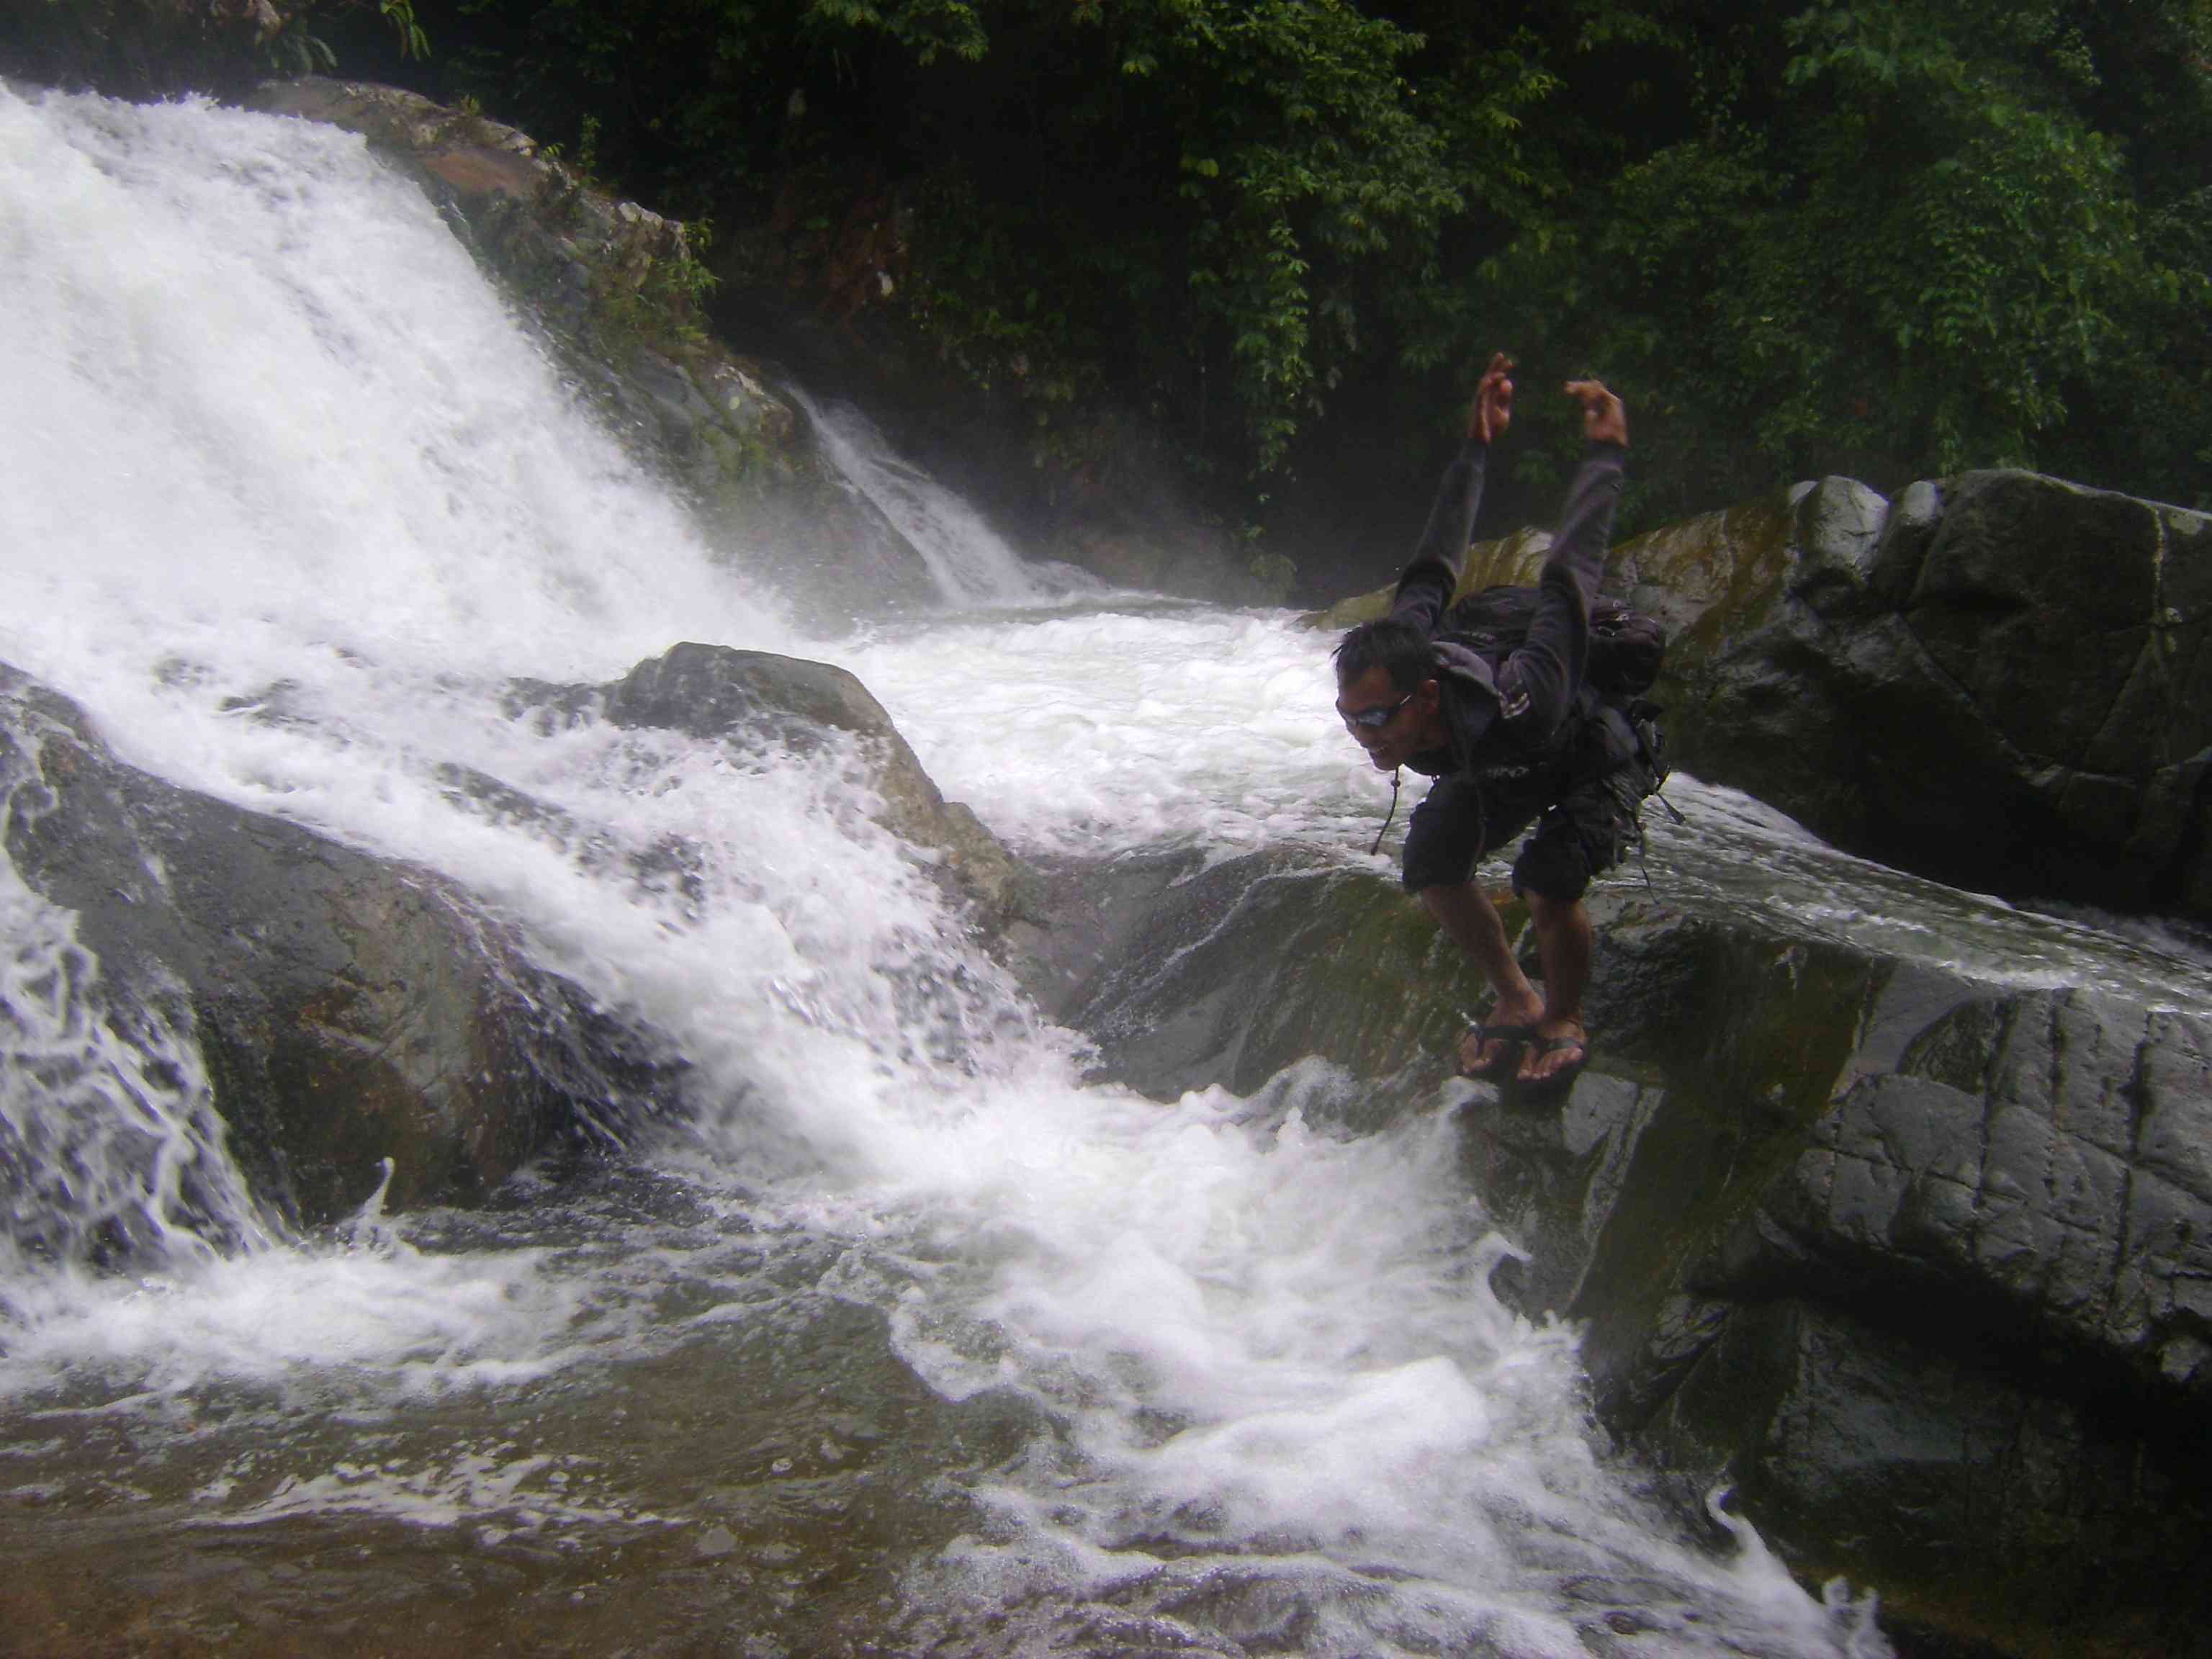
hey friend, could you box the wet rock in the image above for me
[1646,1299,2210,1659]
[0,662,683,1233]
[1652,473,2212,926]
[509,642,1038,940]
[1065,848,1472,1122]
[1056,842,2212,1655]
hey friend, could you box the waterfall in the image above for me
[793,387,1100,608]
[0,84,1909,1657]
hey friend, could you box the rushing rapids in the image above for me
[7,82,2206,1657]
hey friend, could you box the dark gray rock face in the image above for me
[1058,846,2212,1656]
[1621,981,2212,1658]
[1647,472,2212,925]
[1750,992,2211,1395]
[0,663,682,1238]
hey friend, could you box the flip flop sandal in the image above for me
[1515,1033,1591,1097]
[1459,1022,1535,1082]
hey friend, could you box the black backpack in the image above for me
[1442,584,1667,702]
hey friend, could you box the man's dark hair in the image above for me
[1333,616,1434,693]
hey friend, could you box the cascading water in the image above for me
[793,387,1100,609]
[0,824,271,1277]
[14,80,2198,1657]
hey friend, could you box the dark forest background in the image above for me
[14,0,2211,578]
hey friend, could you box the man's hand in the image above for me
[1467,351,1514,446]
[1565,377,1628,447]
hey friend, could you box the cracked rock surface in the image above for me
[1643,471,2212,922]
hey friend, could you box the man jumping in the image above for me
[1333,354,1654,1093]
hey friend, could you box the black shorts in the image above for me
[1401,756,1656,903]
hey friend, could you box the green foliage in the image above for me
[1780,1,2145,460]
[423,0,1519,475]
[801,0,987,65]
[383,0,433,61]
[264,14,341,75]
[1452,0,2212,520]
[579,215,721,358]
[409,0,2210,523]
[893,169,1105,457]
[265,1,431,74]
[1117,0,1465,468]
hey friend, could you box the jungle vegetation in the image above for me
[393,0,2211,531]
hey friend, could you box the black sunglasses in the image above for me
[1340,688,1416,731]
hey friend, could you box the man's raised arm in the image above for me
[1390,352,1514,638]
[1545,379,1629,614]
[1493,380,1630,737]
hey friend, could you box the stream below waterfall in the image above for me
[5,84,2208,1658]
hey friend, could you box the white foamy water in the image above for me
[844,608,1387,860]
[0,1229,583,1399]
[0,84,1905,1655]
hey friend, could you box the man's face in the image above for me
[1336,663,1430,770]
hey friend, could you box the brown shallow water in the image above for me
[0,1176,1038,1659]
[0,1152,1867,1659]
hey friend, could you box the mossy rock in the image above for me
[247,78,935,630]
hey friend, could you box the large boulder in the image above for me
[1058,841,2212,1657]
[0,662,682,1244]
[1312,472,2212,924]
[1645,472,2212,923]
[506,642,1038,940]
[0,641,1034,1254]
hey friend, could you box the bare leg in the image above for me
[1521,891,1592,1082]
[1419,884,1543,1073]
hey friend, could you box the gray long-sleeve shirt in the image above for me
[1388,437,1629,774]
